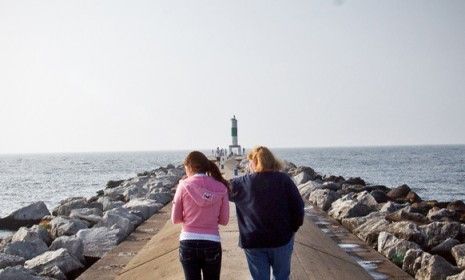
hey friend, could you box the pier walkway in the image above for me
[79,158,413,280]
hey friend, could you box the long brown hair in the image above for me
[184,151,229,188]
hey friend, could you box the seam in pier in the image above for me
[117,247,179,276]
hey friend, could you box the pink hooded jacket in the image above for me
[171,175,229,235]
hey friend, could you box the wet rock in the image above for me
[451,244,465,269]
[76,227,120,258]
[50,216,89,239]
[370,190,390,203]
[106,180,124,189]
[0,252,25,269]
[430,238,460,264]
[0,202,50,230]
[3,240,48,260]
[420,222,462,249]
[49,236,84,262]
[123,199,163,220]
[416,255,460,280]
[406,191,422,203]
[297,180,322,199]
[24,248,83,276]
[0,265,45,280]
[386,221,425,247]
[387,184,411,201]
[402,249,424,276]
[345,177,366,186]
[377,231,421,266]
[308,189,341,211]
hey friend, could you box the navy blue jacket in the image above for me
[229,171,305,249]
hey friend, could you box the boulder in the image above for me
[328,191,377,221]
[0,265,45,280]
[321,182,341,192]
[427,208,455,222]
[97,211,135,242]
[99,197,125,212]
[76,227,120,258]
[451,244,465,269]
[431,238,460,264]
[297,180,322,199]
[3,240,48,260]
[386,206,429,224]
[123,185,149,202]
[0,202,50,230]
[12,227,45,244]
[123,199,163,220]
[37,264,66,280]
[370,190,390,203]
[52,197,102,217]
[377,231,421,266]
[106,180,124,189]
[342,212,387,232]
[24,248,83,276]
[50,216,89,239]
[380,201,405,213]
[146,191,173,206]
[29,225,52,246]
[69,208,103,225]
[345,177,366,186]
[402,249,425,276]
[406,191,422,203]
[416,255,460,280]
[447,271,465,280]
[322,175,345,183]
[49,236,84,262]
[0,252,25,269]
[448,201,465,213]
[308,189,340,211]
[103,207,143,228]
[420,222,462,249]
[293,171,312,185]
[387,184,411,200]
[386,221,425,248]
[351,214,390,248]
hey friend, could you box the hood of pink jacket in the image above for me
[183,176,227,207]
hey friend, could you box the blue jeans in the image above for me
[179,240,222,280]
[244,237,294,280]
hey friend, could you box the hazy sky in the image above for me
[1,0,464,153]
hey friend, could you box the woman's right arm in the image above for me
[171,181,185,224]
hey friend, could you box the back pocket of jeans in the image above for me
[204,247,221,263]
[179,246,195,262]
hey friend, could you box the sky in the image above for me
[1,0,464,153]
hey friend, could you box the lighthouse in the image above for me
[229,115,242,155]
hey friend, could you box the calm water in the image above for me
[1,145,464,226]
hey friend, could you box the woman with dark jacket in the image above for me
[229,146,305,280]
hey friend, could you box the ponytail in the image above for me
[208,160,229,188]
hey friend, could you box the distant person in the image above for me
[171,151,230,280]
[229,146,304,280]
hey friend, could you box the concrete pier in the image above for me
[79,157,413,279]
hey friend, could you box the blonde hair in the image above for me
[247,146,282,172]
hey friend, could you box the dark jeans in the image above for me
[179,240,222,280]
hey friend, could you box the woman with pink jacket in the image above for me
[171,151,230,280]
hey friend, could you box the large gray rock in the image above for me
[12,227,45,244]
[29,225,52,246]
[146,191,173,205]
[386,206,429,224]
[49,236,84,262]
[451,244,465,269]
[76,227,120,258]
[0,252,25,269]
[420,222,462,249]
[416,255,460,280]
[328,192,376,221]
[97,210,135,242]
[308,189,341,211]
[123,185,149,201]
[402,249,425,276]
[430,238,460,264]
[342,212,387,232]
[52,197,102,217]
[0,265,45,280]
[37,264,66,280]
[386,221,425,248]
[387,184,411,200]
[377,231,421,266]
[25,248,83,276]
[123,199,163,220]
[297,180,322,199]
[293,170,314,185]
[99,197,125,211]
[427,208,455,222]
[351,214,390,248]
[103,207,142,228]
[0,202,50,230]
[50,216,89,239]
[3,239,48,260]
[69,208,103,226]
[380,201,406,213]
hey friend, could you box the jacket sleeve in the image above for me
[218,193,230,225]
[228,178,239,202]
[287,175,305,232]
[171,181,185,224]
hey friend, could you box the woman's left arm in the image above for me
[171,181,185,224]
[218,193,230,225]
